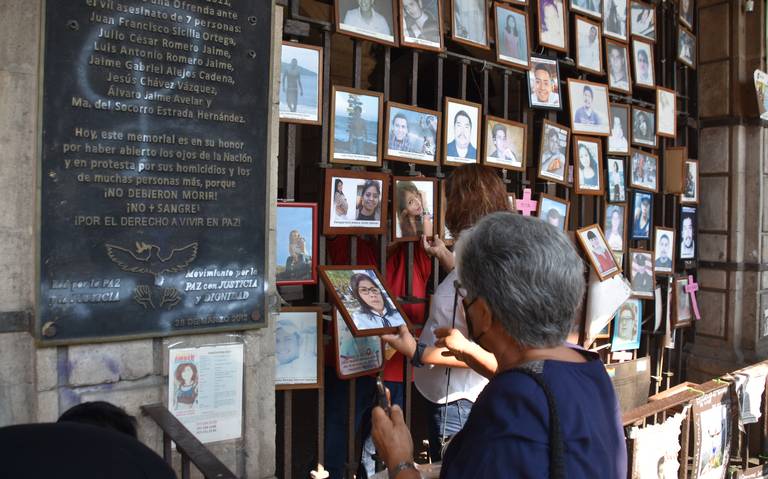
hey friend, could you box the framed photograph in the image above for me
[606,40,632,94]
[320,266,411,337]
[597,321,611,339]
[573,136,604,195]
[537,194,570,232]
[603,0,628,41]
[653,227,675,275]
[538,120,570,185]
[537,0,568,52]
[576,16,604,74]
[507,193,517,211]
[279,42,322,125]
[495,5,531,70]
[672,276,693,328]
[678,28,696,69]
[571,0,602,19]
[275,308,323,390]
[392,177,437,242]
[630,190,653,240]
[631,107,657,148]
[276,203,318,286]
[664,146,687,194]
[568,79,611,136]
[679,0,693,30]
[439,181,455,245]
[608,104,630,154]
[443,97,482,166]
[528,56,562,109]
[629,1,655,41]
[324,169,389,235]
[333,309,385,379]
[656,87,677,138]
[681,160,699,204]
[330,86,384,166]
[678,205,697,260]
[400,0,444,51]
[629,149,658,192]
[604,203,627,252]
[576,224,621,280]
[607,157,627,202]
[632,38,656,88]
[384,102,441,165]
[691,388,732,479]
[612,299,642,351]
[451,0,490,49]
[483,116,527,171]
[628,249,654,298]
[336,0,397,46]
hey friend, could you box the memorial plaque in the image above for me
[38,0,273,344]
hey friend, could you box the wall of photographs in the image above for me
[274,0,698,477]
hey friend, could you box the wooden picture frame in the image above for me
[276,202,318,286]
[671,275,693,328]
[319,265,412,337]
[275,307,324,390]
[628,248,655,298]
[443,97,483,166]
[279,42,323,125]
[537,0,569,52]
[335,0,398,47]
[391,177,437,242]
[567,78,611,136]
[330,86,384,166]
[494,4,531,70]
[631,106,657,148]
[632,37,656,88]
[571,0,603,20]
[606,39,632,95]
[612,299,642,351]
[527,56,563,110]
[607,157,627,202]
[537,193,570,232]
[483,116,527,171]
[653,227,675,276]
[333,308,385,379]
[438,180,455,245]
[608,103,631,155]
[656,86,677,139]
[576,224,622,280]
[573,135,604,195]
[681,159,699,205]
[629,149,659,193]
[664,145,687,194]
[630,190,653,240]
[450,0,491,49]
[679,0,694,29]
[398,0,445,52]
[323,169,390,236]
[538,120,571,185]
[602,0,628,41]
[575,16,604,75]
[677,27,696,69]
[383,101,442,166]
[629,0,656,42]
[678,205,697,261]
[604,203,627,253]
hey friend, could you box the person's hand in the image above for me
[434,327,474,363]
[380,325,416,358]
[422,234,454,271]
[371,404,414,472]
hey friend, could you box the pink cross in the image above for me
[685,275,701,320]
[516,188,538,216]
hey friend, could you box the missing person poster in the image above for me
[168,343,244,443]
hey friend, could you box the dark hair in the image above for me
[358,180,381,212]
[174,362,198,385]
[453,110,473,129]
[638,49,649,62]
[58,401,138,438]
[334,178,344,194]
[349,273,395,315]
[586,230,597,240]
[539,0,559,31]
[393,112,408,126]
[445,165,509,237]
[396,181,423,237]
[491,123,507,138]
[546,127,561,144]
[583,85,594,97]
[534,63,553,78]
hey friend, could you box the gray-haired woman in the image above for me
[372,212,627,478]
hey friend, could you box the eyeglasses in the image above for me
[358,286,381,296]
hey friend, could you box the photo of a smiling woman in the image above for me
[355,180,382,220]
[349,273,406,330]
[394,179,434,240]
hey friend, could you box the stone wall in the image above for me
[0,1,280,477]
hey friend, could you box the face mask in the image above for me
[463,296,484,342]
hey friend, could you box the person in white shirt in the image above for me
[343,0,392,37]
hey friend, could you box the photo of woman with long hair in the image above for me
[395,180,434,239]
[356,180,382,220]
[173,363,199,411]
[349,272,406,330]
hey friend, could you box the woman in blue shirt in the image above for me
[371,213,627,479]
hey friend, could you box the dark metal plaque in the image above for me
[38,0,272,344]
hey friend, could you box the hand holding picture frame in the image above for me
[335,0,398,46]
[443,97,482,166]
[334,309,385,379]
[538,120,570,185]
[330,86,384,166]
[483,116,527,171]
[392,177,436,242]
[275,307,323,390]
[276,203,318,286]
[320,265,411,337]
[324,169,389,235]
[279,42,323,125]
[573,136,604,195]
[568,79,611,136]
[577,224,621,280]
[384,102,441,165]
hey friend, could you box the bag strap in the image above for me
[513,367,565,479]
